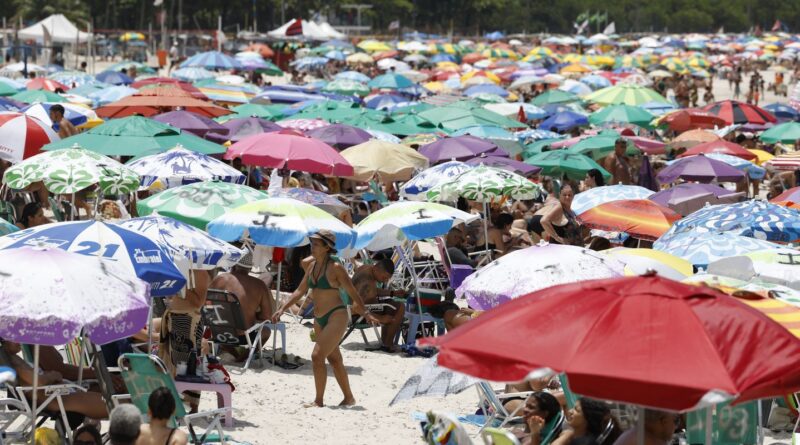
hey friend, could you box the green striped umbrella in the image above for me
[3,145,139,195]
[584,84,669,106]
[426,165,543,203]
[137,181,267,230]
[524,150,612,181]
[588,104,655,128]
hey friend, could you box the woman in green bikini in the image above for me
[272,229,378,407]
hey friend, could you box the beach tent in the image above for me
[267,19,343,40]
[18,14,91,43]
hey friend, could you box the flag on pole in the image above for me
[603,22,615,34]
[388,20,400,31]
[286,18,303,36]
[576,20,589,34]
[772,20,782,32]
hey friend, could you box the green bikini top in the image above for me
[307,256,334,290]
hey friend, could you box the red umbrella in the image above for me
[130,79,207,99]
[576,199,680,240]
[462,53,486,64]
[677,140,758,161]
[26,78,69,92]
[95,95,231,118]
[701,100,777,125]
[0,112,58,163]
[225,129,354,176]
[659,109,727,133]
[422,275,800,412]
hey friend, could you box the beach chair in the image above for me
[398,287,448,346]
[685,400,761,445]
[481,428,521,445]
[114,353,231,443]
[475,381,532,432]
[202,289,287,370]
[0,200,16,224]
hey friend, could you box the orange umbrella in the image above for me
[670,129,721,149]
[772,201,800,210]
[247,43,274,58]
[577,199,681,241]
[96,95,231,118]
[373,50,399,61]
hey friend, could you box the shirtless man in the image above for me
[209,256,275,360]
[49,104,77,139]
[351,259,405,352]
[603,139,634,185]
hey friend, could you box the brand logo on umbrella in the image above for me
[252,210,285,227]
[133,248,163,264]
[23,236,69,249]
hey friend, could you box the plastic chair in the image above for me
[401,288,447,346]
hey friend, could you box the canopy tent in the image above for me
[267,19,345,40]
[18,14,91,44]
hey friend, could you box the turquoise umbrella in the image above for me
[525,150,612,181]
[588,104,655,128]
[368,73,414,90]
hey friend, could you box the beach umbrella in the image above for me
[95,93,231,119]
[419,135,501,164]
[572,185,655,215]
[707,250,800,291]
[654,231,784,268]
[365,94,415,111]
[21,102,96,128]
[321,79,370,96]
[180,51,242,70]
[207,117,282,144]
[269,187,349,216]
[137,181,266,230]
[105,60,156,74]
[456,243,624,310]
[87,85,137,106]
[43,116,226,156]
[464,84,509,98]
[465,155,540,176]
[766,151,800,172]
[657,154,745,184]
[26,78,69,92]
[422,274,800,412]
[344,53,373,65]
[605,247,693,281]
[368,73,414,90]
[335,71,371,83]
[460,70,501,85]
[3,145,139,195]
[227,103,285,121]
[305,123,372,150]
[539,111,589,132]
[483,102,547,120]
[207,197,356,249]
[677,140,757,161]
[530,90,579,106]
[225,129,353,176]
[0,112,58,163]
[390,356,479,406]
[171,67,215,82]
[195,82,256,104]
[426,165,542,203]
[11,89,67,104]
[340,140,429,181]
[290,100,366,122]
[277,118,330,132]
[96,70,133,86]
[524,150,611,181]
[577,199,681,240]
[400,161,473,201]
[450,125,516,140]
[352,201,477,251]
[558,79,593,96]
[771,187,800,204]
[760,121,800,144]
[0,97,22,112]
[126,145,245,190]
[588,104,655,128]
[670,128,721,149]
[566,135,639,160]
[515,129,563,142]
[116,216,244,271]
[649,183,741,214]
[152,110,228,138]
[664,200,800,244]
[701,100,777,126]
[47,71,95,88]
[703,153,766,180]
[580,74,612,89]
[419,104,525,131]
[763,103,800,121]
[0,220,186,295]
[658,109,728,133]
[585,84,669,106]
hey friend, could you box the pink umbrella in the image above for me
[276,118,330,132]
[225,129,354,176]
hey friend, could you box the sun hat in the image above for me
[309,229,337,253]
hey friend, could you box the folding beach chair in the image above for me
[686,400,761,445]
[202,289,287,370]
[481,427,521,445]
[475,381,533,433]
[115,353,230,444]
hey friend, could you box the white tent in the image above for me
[268,19,345,40]
[18,14,91,44]
[317,22,346,40]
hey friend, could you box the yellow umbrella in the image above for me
[606,247,694,281]
[527,46,554,57]
[560,63,592,74]
[748,149,774,165]
[76,117,104,130]
[435,61,461,71]
[340,140,429,181]
[357,40,392,53]
[423,81,447,92]
[460,70,501,85]
[346,52,374,64]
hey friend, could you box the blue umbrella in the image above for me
[640,101,678,116]
[290,56,329,72]
[171,67,215,82]
[69,82,113,97]
[653,231,783,268]
[704,153,766,180]
[0,221,186,295]
[324,50,346,61]
[0,97,22,112]
[180,51,242,70]
[663,200,800,244]
[88,85,137,106]
[431,54,456,63]
[96,70,133,85]
[464,84,509,97]
[253,88,330,104]
[515,128,564,142]
[336,71,371,83]
[368,73,414,90]
[48,71,96,88]
[365,94,415,111]
[580,74,612,89]
[763,103,800,121]
[542,103,586,116]
[400,161,473,200]
[21,102,94,127]
[539,111,589,132]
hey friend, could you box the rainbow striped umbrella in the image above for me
[577,199,681,241]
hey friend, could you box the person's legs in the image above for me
[308,309,348,407]
[320,310,355,406]
[380,302,404,350]
[58,391,108,419]
[443,309,473,331]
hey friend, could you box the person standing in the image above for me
[48,104,77,139]
[602,139,634,185]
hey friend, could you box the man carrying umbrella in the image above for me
[603,139,635,185]
[352,259,406,353]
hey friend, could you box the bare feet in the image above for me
[304,401,324,408]
[339,397,356,406]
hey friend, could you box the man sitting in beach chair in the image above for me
[352,259,406,352]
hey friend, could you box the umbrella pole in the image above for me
[30,344,39,445]
[483,201,490,260]
[395,246,424,333]
[705,407,713,445]
[636,406,645,445]
[146,297,154,354]
[76,333,85,385]
[276,262,282,307]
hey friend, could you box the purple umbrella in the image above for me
[306,123,373,150]
[419,135,500,164]
[638,155,659,192]
[207,117,283,143]
[649,183,744,215]
[153,110,229,139]
[657,154,745,184]
[466,155,541,176]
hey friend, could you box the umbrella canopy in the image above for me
[3,145,139,195]
[464,155,540,176]
[368,73,414,90]
[427,165,542,202]
[766,151,800,172]
[171,67,216,82]
[702,100,777,126]
[539,111,589,132]
[665,200,800,244]
[180,51,242,70]
[419,135,500,164]
[305,123,373,150]
[530,90,579,106]
[566,135,640,161]
[0,112,58,163]
[340,140,430,181]
[588,104,655,128]
[524,150,611,181]
[0,247,149,345]
[400,161,473,200]
[321,79,370,96]
[763,103,800,121]
[389,356,479,406]
[772,186,800,203]
[572,185,655,215]
[577,199,681,240]
[207,197,356,249]
[422,274,800,412]
[760,121,800,144]
[96,94,231,119]
[126,145,245,190]
[269,187,349,215]
[43,116,226,156]
[26,78,69,92]
[649,183,741,215]
[11,89,67,104]
[137,181,266,230]
[95,70,133,86]
[152,110,228,137]
[605,247,694,281]
[0,221,186,296]
[670,129,721,149]
[87,85,137,106]
[206,117,282,143]
[22,102,96,128]
[352,201,477,251]
[225,129,353,176]
[703,153,766,180]
[707,250,800,291]
[456,243,624,310]
[677,140,757,161]
[419,104,526,131]
[658,109,727,133]
[657,154,745,184]
[585,84,669,106]
[116,216,244,271]
[654,231,783,268]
